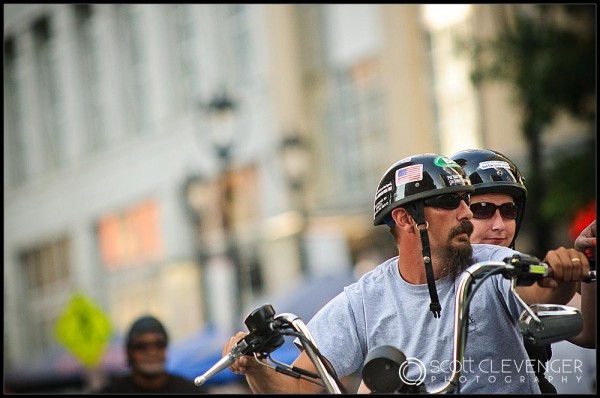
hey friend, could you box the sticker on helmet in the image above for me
[478,161,510,170]
[446,174,469,186]
[395,164,423,186]
[434,156,461,168]
[374,197,389,214]
[375,182,393,200]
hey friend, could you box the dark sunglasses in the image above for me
[423,193,471,209]
[129,340,167,351]
[470,202,517,220]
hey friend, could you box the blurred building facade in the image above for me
[4,3,588,379]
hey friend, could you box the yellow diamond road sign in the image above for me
[55,293,112,367]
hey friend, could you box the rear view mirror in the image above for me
[520,304,583,346]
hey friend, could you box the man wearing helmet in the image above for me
[222,153,589,394]
[451,148,596,393]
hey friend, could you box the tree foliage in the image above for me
[470,5,595,123]
[464,4,596,252]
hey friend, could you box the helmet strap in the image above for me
[406,202,442,318]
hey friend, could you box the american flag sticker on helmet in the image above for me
[395,164,423,185]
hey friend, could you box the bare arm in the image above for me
[567,281,596,348]
[568,219,596,348]
[357,380,372,393]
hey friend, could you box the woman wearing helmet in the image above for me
[450,148,526,249]
[452,148,596,392]
[451,148,556,393]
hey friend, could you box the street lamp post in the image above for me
[281,132,311,276]
[204,90,245,322]
[182,174,211,322]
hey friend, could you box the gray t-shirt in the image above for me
[303,244,541,394]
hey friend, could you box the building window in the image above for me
[167,4,201,112]
[325,58,386,209]
[115,4,150,133]
[20,236,73,357]
[225,4,252,86]
[73,4,107,154]
[32,16,65,170]
[4,37,28,187]
[97,199,163,270]
[207,5,251,91]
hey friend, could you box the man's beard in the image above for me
[439,220,474,279]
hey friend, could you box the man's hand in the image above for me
[517,247,590,305]
[223,331,266,376]
[221,331,323,393]
[538,247,591,289]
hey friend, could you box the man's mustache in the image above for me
[449,220,474,240]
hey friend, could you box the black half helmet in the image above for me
[373,153,474,227]
[373,153,473,319]
[450,148,527,248]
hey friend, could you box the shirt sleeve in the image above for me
[298,289,365,378]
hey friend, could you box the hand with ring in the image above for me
[540,247,590,287]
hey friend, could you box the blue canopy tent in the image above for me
[165,324,245,385]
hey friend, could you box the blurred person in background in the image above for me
[95,315,206,394]
[451,148,596,394]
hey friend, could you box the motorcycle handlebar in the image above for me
[196,255,589,394]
